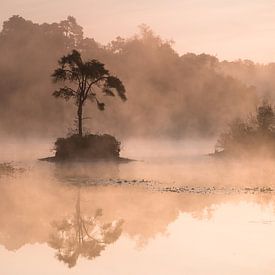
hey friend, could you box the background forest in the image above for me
[1,15,274,139]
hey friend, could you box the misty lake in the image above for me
[1,139,275,275]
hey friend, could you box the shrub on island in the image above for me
[54,134,121,161]
[214,102,275,157]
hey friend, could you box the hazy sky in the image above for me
[2,0,275,63]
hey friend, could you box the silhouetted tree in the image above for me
[257,103,275,132]
[52,50,126,136]
[59,16,83,48]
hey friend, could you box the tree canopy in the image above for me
[52,49,126,136]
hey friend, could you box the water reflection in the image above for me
[0,160,275,273]
[48,188,123,267]
[53,162,120,186]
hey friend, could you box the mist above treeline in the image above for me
[1,15,274,139]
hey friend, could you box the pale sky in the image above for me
[1,0,275,63]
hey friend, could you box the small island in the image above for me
[212,102,275,158]
[41,50,129,162]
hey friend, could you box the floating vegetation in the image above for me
[0,163,25,177]
[60,177,153,187]
[157,185,274,195]
[56,174,275,196]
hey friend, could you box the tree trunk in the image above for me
[77,102,83,137]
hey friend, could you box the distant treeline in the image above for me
[0,15,273,138]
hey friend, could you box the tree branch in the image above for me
[84,76,108,100]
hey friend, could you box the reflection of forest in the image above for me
[48,188,123,267]
[0,167,275,258]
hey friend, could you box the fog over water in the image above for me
[1,11,275,275]
[1,139,275,274]
[2,138,275,188]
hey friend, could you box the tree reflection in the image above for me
[48,188,124,268]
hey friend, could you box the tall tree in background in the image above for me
[52,50,126,136]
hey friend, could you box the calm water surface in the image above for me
[0,140,275,274]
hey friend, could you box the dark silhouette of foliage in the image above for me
[54,134,121,161]
[215,102,275,157]
[0,15,261,138]
[257,103,274,131]
[52,49,126,136]
[48,189,124,268]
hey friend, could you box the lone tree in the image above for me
[52,50,126,136]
